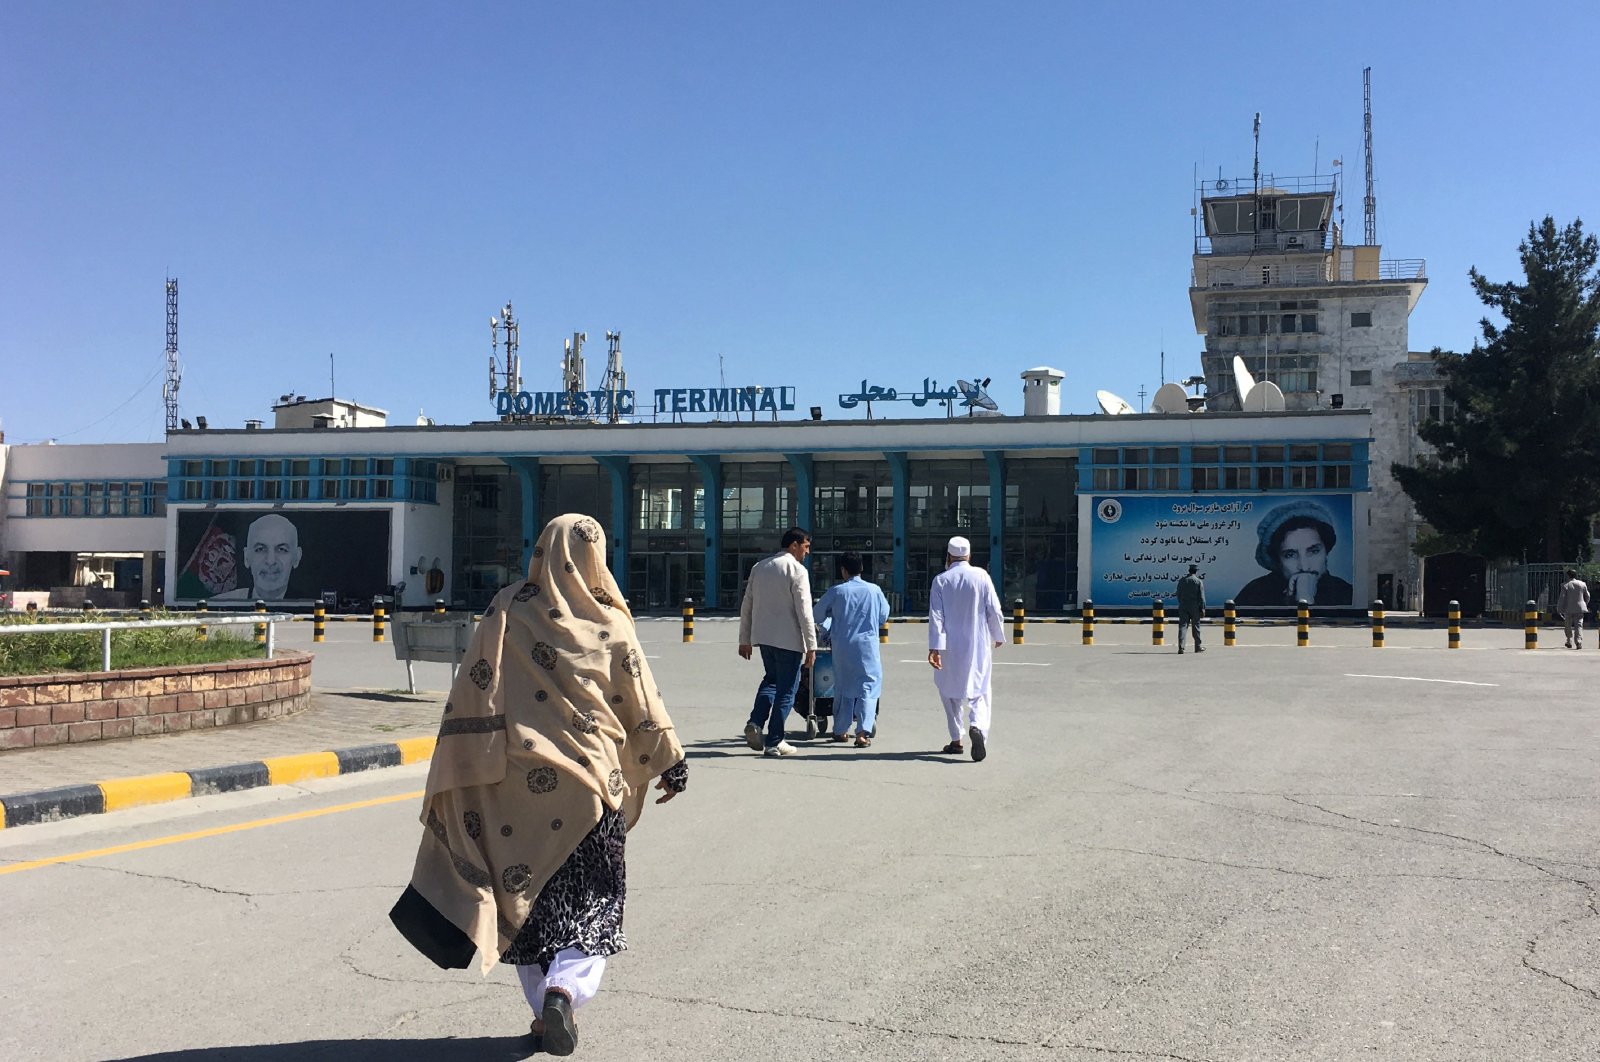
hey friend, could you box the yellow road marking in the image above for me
[0,790,424,878]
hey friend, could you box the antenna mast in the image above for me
[1363,66,1376,246]
[1252,112,1262,238]
[563,332,588,398]
[163,278,181,433]
[601,331,627,423]
[489,301,520,400]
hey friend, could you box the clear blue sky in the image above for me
[3,1,1595,444]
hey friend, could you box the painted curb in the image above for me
[0,736,436,830]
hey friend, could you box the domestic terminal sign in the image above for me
[493,386,795,418]
[496,390,636,417]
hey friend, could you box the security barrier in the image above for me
[1448,600,1461,649]
[1081,600,1094,646]
[254,599,267,646]
[373,597,387,644]
[1296,600,1310,647]
[1223,599,1236,647]
[681,598,694,643]
[1012,598,1025,644]
[1371,599,1385,648]
[197,598,208,642]
[313,604,326,644]
[1524,600,1537,650]
[1151,598,1165,647]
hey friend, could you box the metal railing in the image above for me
[0,614,292,672]
[1194,257,1426,289]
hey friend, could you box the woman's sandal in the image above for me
[854,734,872,747]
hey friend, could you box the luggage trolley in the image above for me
[797,644,836,739]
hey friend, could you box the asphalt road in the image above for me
[3,623,1597,1060]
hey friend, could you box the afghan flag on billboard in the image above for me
[177,518,241,599]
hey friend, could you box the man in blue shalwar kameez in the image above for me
[812,552,892,747]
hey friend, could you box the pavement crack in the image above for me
[1521,880,1600,1002]
[1280,796,1582,879]
[1070,844,1334,881]
[66,862,261,909]
[607,987,1040,1047]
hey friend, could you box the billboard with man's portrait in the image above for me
[1088,494,1356,609]
[175,509,392,603]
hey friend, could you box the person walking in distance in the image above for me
[1176,563,1206,654]
[927,536,1004,762]
[739,527,818,757]
[813,551,892,746]
[1557,569,1590,649]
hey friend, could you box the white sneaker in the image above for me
[763,740,799,758]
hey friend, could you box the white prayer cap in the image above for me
[946,536,971,558]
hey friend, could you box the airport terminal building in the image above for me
[2,388,1375,615]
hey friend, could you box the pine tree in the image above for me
[1392,217,1600,562]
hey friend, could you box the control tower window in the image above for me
[1207,200,1255,235]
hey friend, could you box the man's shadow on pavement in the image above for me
[684,738,959,764]
[122,1037,533,1061]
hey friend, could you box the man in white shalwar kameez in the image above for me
[927,536,1005,762]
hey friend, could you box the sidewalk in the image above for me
[0,689,442,797]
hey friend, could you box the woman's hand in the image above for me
[653,777,679,804]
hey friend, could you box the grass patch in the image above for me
[0,612,266,677]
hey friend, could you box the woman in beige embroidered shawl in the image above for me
[390,513,687,1056]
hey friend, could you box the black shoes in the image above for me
[541,991,577,1056]
[969,725,987,763]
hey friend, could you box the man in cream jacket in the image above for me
[738,527,818,757]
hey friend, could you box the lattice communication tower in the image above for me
[164,278,181,433]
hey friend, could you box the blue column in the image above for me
[688,455,723,609]
[984,450,1006,600]
[594,455,632,594]
[503,456,541,571]
[885,451,909,606]
[784,452,815,531]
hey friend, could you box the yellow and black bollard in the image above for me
[681,598,694,643]
[1524,599,1537,650]
[139,599,152,621]
[1012,598,1025,645]
[1081,599,1094,646]
[878,620,889,645]
[255,600,267,645]
[1371,599,1385,648]
[1151,598,1165,647]
[434,599,446,616]
[1223,599,1237,647]
[197,599,208,642]
[313,603,326,643]
[1296,599,1310,647]
[373,597,387,643]
[1448,600,1461,649]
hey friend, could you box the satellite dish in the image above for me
[1096,389,1136,416]
[1242,380,1286,412]
[1149,382,1190,414]
[957,379,1000,412]
[1231,355,1257,402]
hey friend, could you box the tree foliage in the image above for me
[1392,217,1600,562]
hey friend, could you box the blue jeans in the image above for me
[748,645,804,749]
